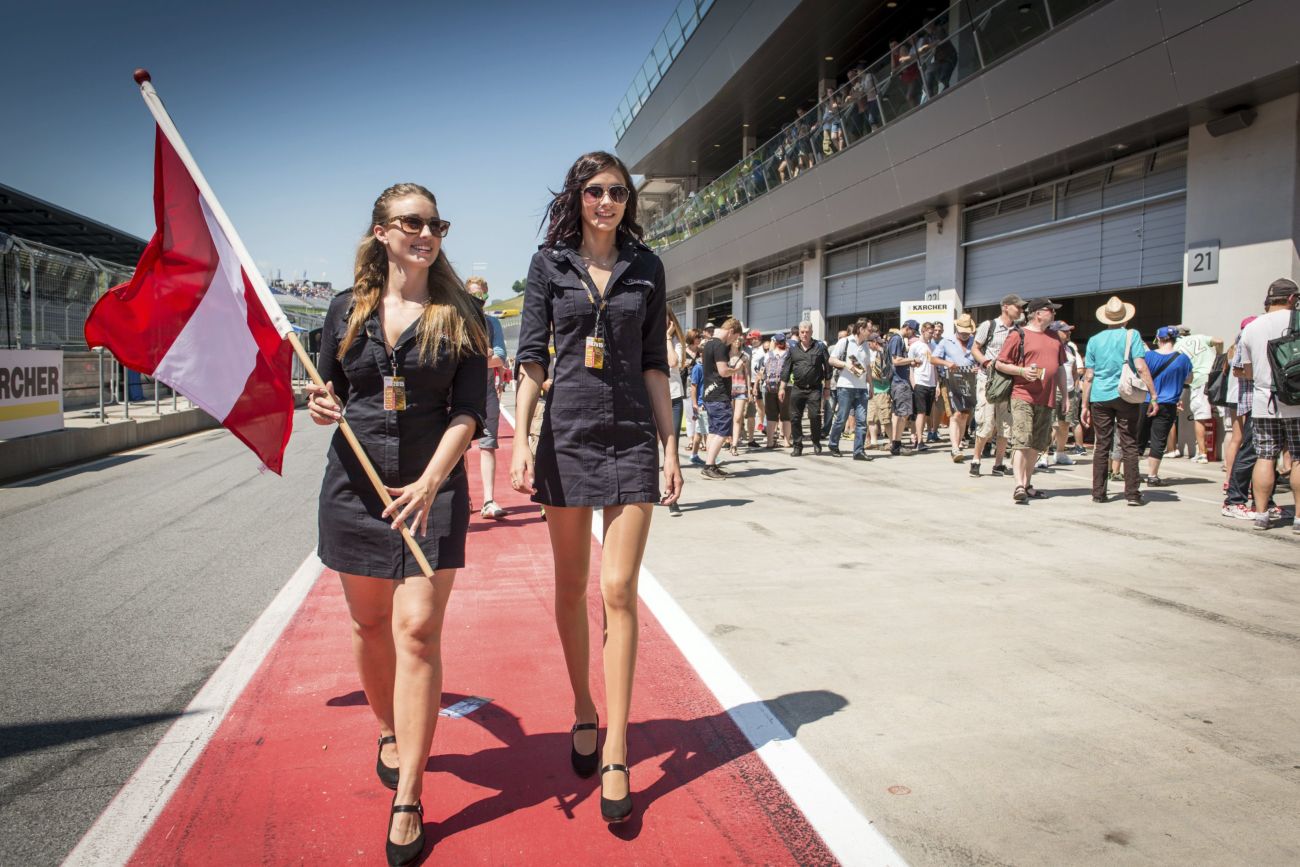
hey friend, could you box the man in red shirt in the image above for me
[996,298,1069,504]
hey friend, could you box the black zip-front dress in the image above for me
[316,290,487,579]
[515,239,669,507]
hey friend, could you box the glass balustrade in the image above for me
[611,0,714,141]
[643,0,1101,251]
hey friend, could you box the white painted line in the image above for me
[62,551,325,867]
[501,407,906,866]
[602,512,908,867]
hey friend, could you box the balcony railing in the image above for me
[643,0,1103,252]
[611,0,715,142]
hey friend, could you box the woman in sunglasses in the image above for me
[512,151,683,823]
[307,183,489,866]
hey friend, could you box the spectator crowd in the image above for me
[662,280,1299,534]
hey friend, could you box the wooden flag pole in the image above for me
[131,69,433,578]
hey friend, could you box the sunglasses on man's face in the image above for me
[387,215,451,237]
[582,184,631,205]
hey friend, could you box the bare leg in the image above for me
[339,573,397,759]
[706,432,726,465]
[1195,419,1208,458]
[479,448,497,505]
[546,506,598,754]
[949,411,968,455]
[389,567,457,844]
[598,503,653,802]
[1014,448,1035,488]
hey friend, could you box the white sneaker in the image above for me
[480,500,507,519]
[1193,454,1209,464]
[1035,456,1050,470]
[1221,503,1254,520]
[1166,449,1181,459]
[1054,453,1075,466]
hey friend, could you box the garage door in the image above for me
[963,144,1186,306]
[745,261,803,331]
[825,225,926,317]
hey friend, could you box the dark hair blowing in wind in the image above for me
[541,151,643,249]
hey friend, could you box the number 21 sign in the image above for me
[1187,240,1219,285]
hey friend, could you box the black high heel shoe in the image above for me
[386,799,424,867]
[570,716,599,778]
[599,764,632,823]
[376,735,399,790]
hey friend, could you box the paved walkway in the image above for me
[67,421,877,866]
[641,432,1299,866]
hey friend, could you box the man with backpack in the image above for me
[971,294,1025,477]
[1236,278,1300,533]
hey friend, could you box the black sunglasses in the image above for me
[581,184,631,205]
[386,214,451,237]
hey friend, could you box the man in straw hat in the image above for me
[1081,295,1159,505]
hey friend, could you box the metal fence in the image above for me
[0,232,136,349]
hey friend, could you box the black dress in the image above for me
[515,239,669,507]
[316,291,487,579]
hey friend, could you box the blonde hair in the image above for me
[666,307,685,346]
[338,183,488,363]
[465,276,488,291]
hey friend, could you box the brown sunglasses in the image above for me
[386,214,451,237]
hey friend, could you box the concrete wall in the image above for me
[658,0,1300,298]
[1181,93,1300,341]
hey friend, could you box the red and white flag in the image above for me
[86,125,295,473]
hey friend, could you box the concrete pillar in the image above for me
[924,210,964,312]
[684,283,696,328]
[1181,93,1300,342]
[801,246,826,339]
[733,272,747,328]
[742,131,756,156]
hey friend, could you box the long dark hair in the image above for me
[541,151,643,249]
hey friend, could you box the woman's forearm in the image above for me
[514,362,544,441]
[643,369,676,450]
[421,415,477,487]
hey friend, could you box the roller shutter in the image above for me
[744,261,803,331]
[963,145,1187,306]
[825,225,926,317]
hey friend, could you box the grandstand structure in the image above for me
[616,0,1300,345]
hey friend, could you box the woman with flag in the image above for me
[510,151,683,824]
[307,183,489,865]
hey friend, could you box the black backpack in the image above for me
[1266,306,1300,408]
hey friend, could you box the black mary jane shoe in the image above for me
[376,735,399,791]
[570,717,599,778]
[600,763,633,823]
[386,799,424,867]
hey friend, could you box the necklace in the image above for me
[578,249,618,270]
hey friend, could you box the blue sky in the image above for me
[1,0,677,302]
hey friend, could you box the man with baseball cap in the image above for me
[931,313,980,462]
[1236,278,1300,532]
[1040,320,1084,469]
[971,294,1026,476]
[886,319,920,455]
[1137,326,1193,485]
[996,298,1068,503]
[865,331,891,448]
